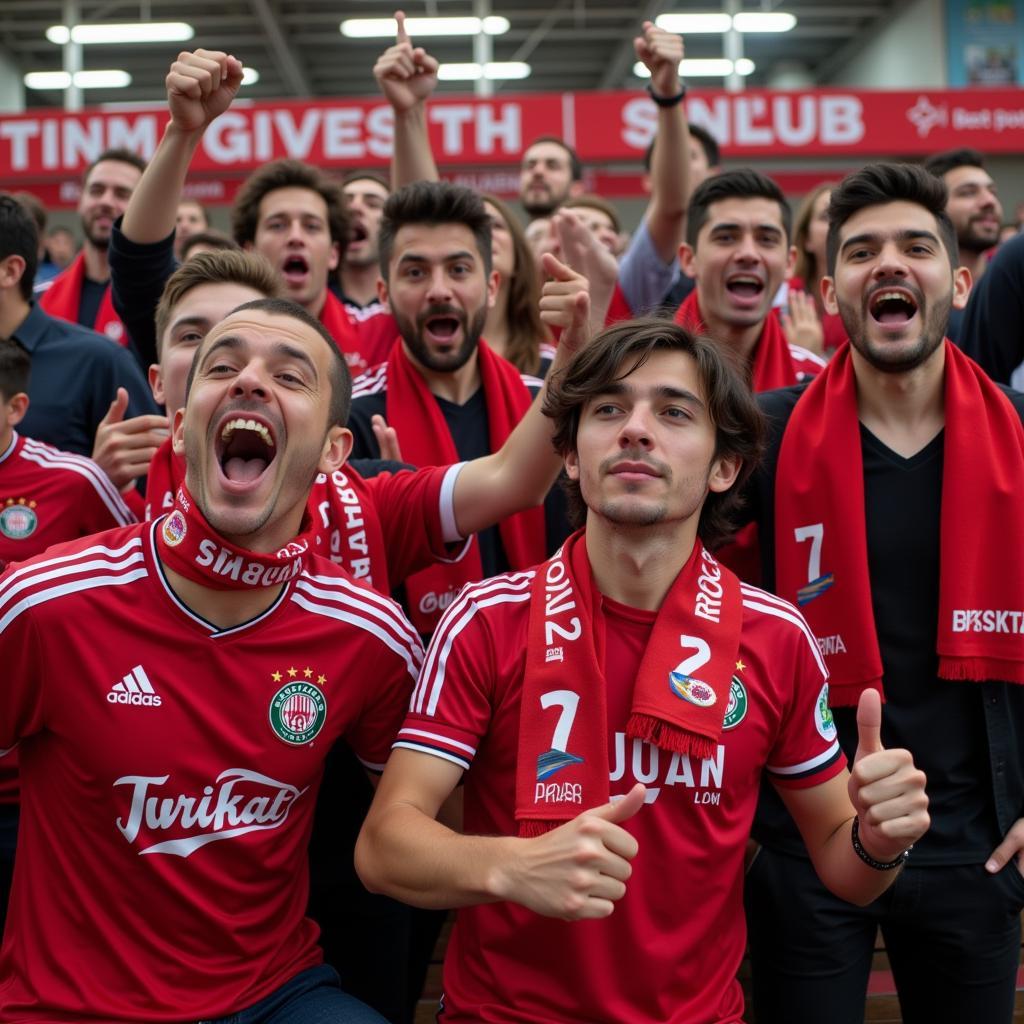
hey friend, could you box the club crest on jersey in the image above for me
[722,676,748,730]
[269,680,327,745]
[0,499,37,540]
[669,671,716,707]
[162,509,187,547]
[815,683,837,742]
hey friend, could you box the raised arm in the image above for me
[356,747,646,917]
[449,252,589,536]
[635,22,690,263]
[121,49,243,244]
[373,10,440,189]
[777,689,929,906]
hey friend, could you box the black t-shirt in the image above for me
[348,382,571,593]
[77,276,109,330]
[746,382,1024,864]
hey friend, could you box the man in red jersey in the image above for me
[37,148,145,344]
[356,317,930,1024]
[0,337,135,931]
[0,296,423,1022]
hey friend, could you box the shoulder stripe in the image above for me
[740,590,828,678]
[290,592,424,682]
[20,438,135,526]
[788,344,828,368]
[1,567,148,634]
[520,373,544,390]
[414,576,534,717]
[296,573,422,652]
[0,536,143,601]
[539,343,558,360]
[767,740,842,778]
[351,365,388,399]
[392,741,471,771]
[413,571,535,711]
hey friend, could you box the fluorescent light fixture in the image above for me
[655,13,732,33]
[46,22,194,44]
[733,12,797,32]
[341,16,509,37]
[241,67,260,86]
[634,58,755,78]
[25,69,132,89]
[438,61,531,81]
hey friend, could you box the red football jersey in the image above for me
[397,574,844,1024]
[0,432,134,566]
[0,521,423,1021]
[0,432,136,804]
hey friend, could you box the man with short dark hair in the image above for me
[0,194,155,458]
[338,172,391,315]
[519,135,584,219]
[740,162,1024,1024]
[0,295,420,1023]
[675,168,825,389]
[38,148,145,344]
[355,316,930,1024]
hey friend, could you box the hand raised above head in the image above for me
[165,49,244,134]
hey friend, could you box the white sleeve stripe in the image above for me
[298,574,422,650]
[392,742,471,771]
[0,536,143,596]
[741,595,829,678]
[351,366,388,398]
[290,593,423,681]
[413,572,535,711]
[419,589,532,718]
[788,344,828,367]
[520,374,544,389]
[0,569,148,633]
[399,727,476,755]
[0,553,146,621]
[19,441,134,525]
[767,739,842,776]
[440,463,465,544]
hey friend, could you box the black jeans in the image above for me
[744,846,1024,1024]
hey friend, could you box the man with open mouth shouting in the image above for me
[0,296,423,1022]
[739,163,1024,1024]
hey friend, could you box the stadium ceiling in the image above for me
[3,1,903,108]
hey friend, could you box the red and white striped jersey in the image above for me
[0,520,422,1021]
[397,572,844,1023]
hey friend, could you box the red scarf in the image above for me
[145,440,390,590]
[775,341,1024,705]
[674,291,798,391]
[39,252,126,344]
[320,291,372,378]
[156,484,313,590]
[385,340,547,634]
[517,531,742,835]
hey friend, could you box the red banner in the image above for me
[4,87,1024,196]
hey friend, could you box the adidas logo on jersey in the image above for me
[107,665,162,707]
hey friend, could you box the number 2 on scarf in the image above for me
[540,690,580,753]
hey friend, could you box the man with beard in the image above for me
[38,148,144,345]
[738,163,1024,1023]
[354,316,930,1024]
[347,180,573,638]
[0,296,422,1022]
[924,147,1003,344]
[519,137,585,221]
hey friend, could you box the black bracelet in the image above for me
[851,815,911,871]
[646,82,687,108]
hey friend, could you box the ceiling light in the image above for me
[241,67,260,86]
[46,22,194,44]
[655,14,732,33]
[438,61,531,81]
[341,16,509,38]
[732,12,797,32]
[633,58,755,78]
[25,69,132,89]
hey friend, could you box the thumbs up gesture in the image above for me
[847,689,930,862]
[92,388,170,491]
[494,783,646,921]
